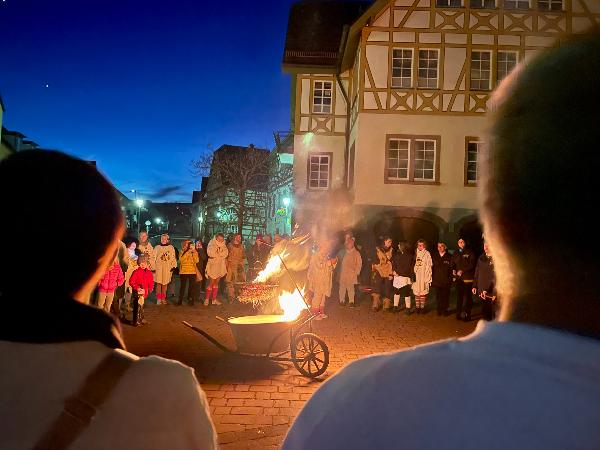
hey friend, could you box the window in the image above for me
[465,139,481,185]
[414,140,436,181]
[387,139,410,180]
[392,49,413,88]
[436,0,463,6]
[470,0,496,7]
[538,0,562,10]
[497,51,518,82]
[470,50,492,90]
[385,135,440,183]
[312,81,332,114]
[504,0,530,9]
[418,49,439,89]
[307,153,332,189]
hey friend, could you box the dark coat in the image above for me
[451,248,477,281]
[432,251,453,288]
[474,254,496,296]
[391,249,414,278]
[195,246,208,273]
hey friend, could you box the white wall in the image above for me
[353,113,485,210]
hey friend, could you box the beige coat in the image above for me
[0,341,216,450]
[226,243,246,283]
[412,249,433,296]
[307,252,335,297]
[205,238,228,280]
[138,242,154,270]
[153,244,177,285]
[339,247,362,285]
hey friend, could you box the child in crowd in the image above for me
[129,255,154,326]
[97,258,125,313]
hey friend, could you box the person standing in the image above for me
[392,240,413,314]
[338,236,362,307]
[205,233,228,305]
[121,239,140,316]
[97,258,125,313]
[153,233,177,305]
[412,239,432,314]
[307,240,337,319]
[193,239,208,300]
[473,242,497,321]
[129,255,154,326]
[225,233,246,302]
[371,237,393,312]
[452,238,477,321]
[137,230,154,270]
[178,240,200,306]
[432,242,453,316]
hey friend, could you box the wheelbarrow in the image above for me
[182,309,329,378]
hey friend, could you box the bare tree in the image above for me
[192,145,293,236]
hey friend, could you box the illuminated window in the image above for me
[465,139,481,185]
[312,81,332,114]
[538,0,562,10]
[385,135,440,183]
[504,0,530,9]
[470,0,496,7]
[497,51,518,82]
[307,153,331,190]
[436,0,463,6]
[391,49,413,88]
[470,50,492,91]
[418,49,439,89]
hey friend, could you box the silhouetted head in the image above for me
[482,30,600,335]
[0,150,124,299]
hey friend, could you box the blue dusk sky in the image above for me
[0,0,297,202]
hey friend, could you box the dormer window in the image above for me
[504,0,530,9]
[538,0,563,10]
[436,0,463,6]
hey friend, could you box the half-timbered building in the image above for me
[283,0,600,248]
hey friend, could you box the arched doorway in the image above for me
[373,216,440,251]
[458,219,484,257]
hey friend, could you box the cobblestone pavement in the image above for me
[122,297,477,449]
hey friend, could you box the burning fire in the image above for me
[253,252,308,321]
[254,252,284,283]
[279,289,307,321]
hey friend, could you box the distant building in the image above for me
[191,177,209,239]
[266,131,294,237]
[283,0,599,249]
[202,144,270,242]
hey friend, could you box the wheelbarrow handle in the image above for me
[215,316,227,323]
[181,321,235,353]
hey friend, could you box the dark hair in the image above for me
[0,151,123,296]
[483,32,600,289]
[215,233,224,239]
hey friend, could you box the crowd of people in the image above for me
[0,31,598,450]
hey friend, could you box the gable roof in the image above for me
[282,1,372,72]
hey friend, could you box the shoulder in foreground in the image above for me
[132,354,198,386]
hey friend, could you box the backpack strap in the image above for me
[32,350,134,450]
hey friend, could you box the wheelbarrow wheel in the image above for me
[291,333,329,378]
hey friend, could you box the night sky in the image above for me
[0,0,295,201]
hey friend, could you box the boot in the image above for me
[371,294,381,312]
[383,298,392,312]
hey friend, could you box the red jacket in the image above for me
[98,262,125,293]
[129,267,154,298]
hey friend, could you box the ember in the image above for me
[237,282,278,305]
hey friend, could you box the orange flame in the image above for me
[254,252,284,283]
[279,289,307,321]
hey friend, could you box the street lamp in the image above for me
[144,220,151,233]
[135,199,144,234]
[282,197,291,207]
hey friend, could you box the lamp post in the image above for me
[135,198,144,234]
[144,220,151,233]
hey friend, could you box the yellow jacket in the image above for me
[179,249,200,275]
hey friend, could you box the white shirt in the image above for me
[0,341,216,450]
[283,321,600,450]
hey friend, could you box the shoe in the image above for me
[212,299,222,306]
[204,300,209,306]
[320,313,328,319]
[339,301,346,307]
[392,306,399,313]
[348,302,355,308]
[405,308,414,315]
